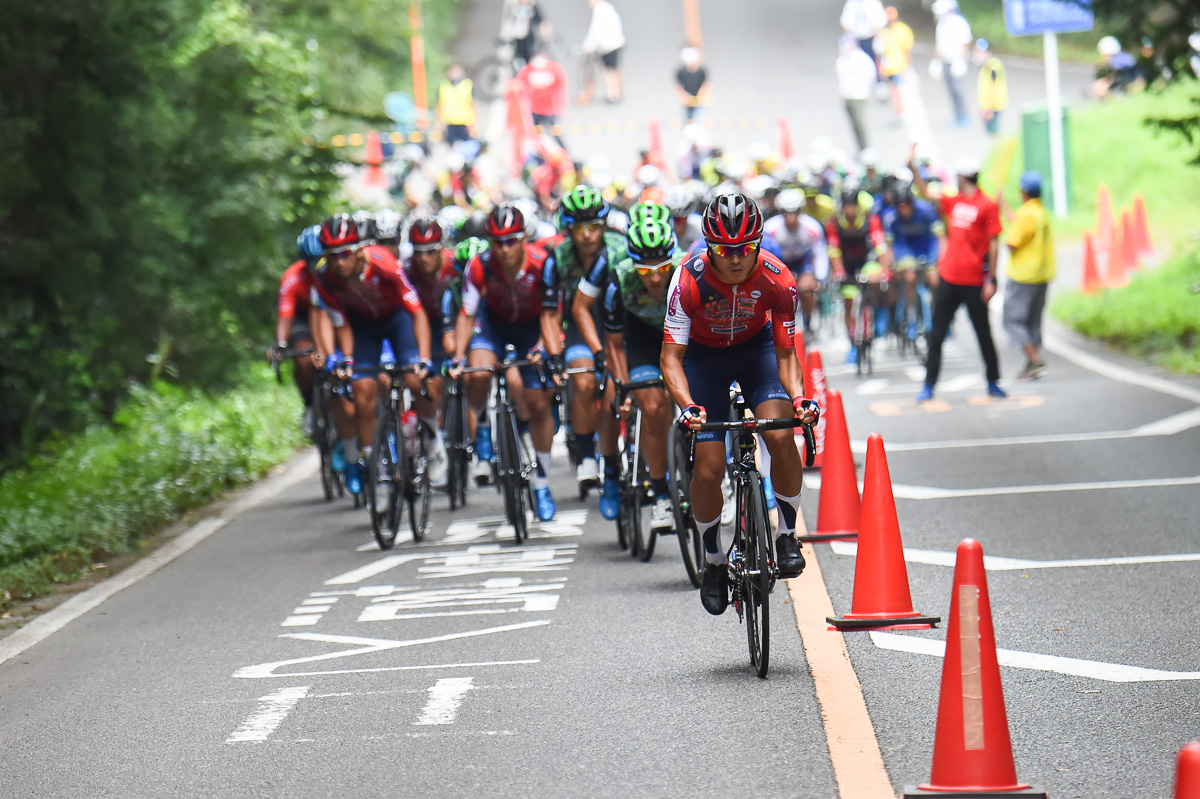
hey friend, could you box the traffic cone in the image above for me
[1105,222,1129,288]
[778,115,794,160]
[363,130,386,187]
[828,434,940,630]
[1176,742,1200,799]
[804,387,855,541]
[1121,209,1140,270]
[647,118,664,166]
[903,539,1046,797]
[1133,192,1155,257]
[1096,184,1115,253]
[1081,232,1102,294]
[796,346,822,460]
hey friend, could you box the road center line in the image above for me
[227,686,311,743]
[413,677,476,725]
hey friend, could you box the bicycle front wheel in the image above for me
[369,411,403,550]
[407,431,431,542]
[312,383,335,502]
[668,426,703,588]
[742,473,772,677]
[497,403,529,544]
[444,389,468,510]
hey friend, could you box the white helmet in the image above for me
[931,0,957,16]
[776,188,805,214]
[435,204,467,234]
[745,174,775,200]
[444,150,466,173]
[807,152,829,174]
[953,155,981,179]
[400,143,425,163]
[584,153,612,174]
[588,170,613,191]
[373,208,402,241]
[663,184,695,216]
[748,141,771,163]
[635,163,662,187]
[512,197,541,238]
[1097,36,1122,56]
[859,147,881,168]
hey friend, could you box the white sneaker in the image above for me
[576,458,600,490]
[650,497,674,532]
[425,438,448,487]
[472,458,493,486]
[300,407,314,437]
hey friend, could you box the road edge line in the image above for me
[1044,330,1200,406]
[0,451,318,667]
[789,532,895,799]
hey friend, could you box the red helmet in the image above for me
[701,193,764,246]
[408,217,443,250]
[319,214,360,253]
[485,204,525,240]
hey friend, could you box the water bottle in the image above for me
[400,410,419,458]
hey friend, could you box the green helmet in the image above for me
[454,237,489,269]
[559,185,610,227]
[626,217,677,263]
[627,202,670,227]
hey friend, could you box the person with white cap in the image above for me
[675,45,710,122]
[908,143,1005,400]
[932,0,972,128]
[1002,171,1055,379]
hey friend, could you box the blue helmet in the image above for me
[296,224,323,260]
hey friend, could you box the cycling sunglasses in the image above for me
[708,239,760,260]
[327,248,358,261]
[569,222,605,234]
[634,259,673,276]
[491,236,524,248]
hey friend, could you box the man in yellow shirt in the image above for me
[437,64,476,145]
[879,7,914,121]
[975,39,1008,135]
[1003,171,1055,379]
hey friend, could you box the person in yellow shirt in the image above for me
[437,64,476,144]
[1003,171,1055,379]
[879,7,914,121]
[975,39,1008,136]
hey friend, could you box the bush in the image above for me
[0,367,305,607]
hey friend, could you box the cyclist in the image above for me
[881,183,943,338]
[402,217,457,486]
[450,205,559,521]
[826,182,890,363]
[273,225,324,434]
[661,194,818,616]
[664,184,703,251]
[442,237,489,358]
[373,209,403,259]
[599,216,683,534]
[540,185,626,517]
[764,188,829,332]
[313,214,435,497]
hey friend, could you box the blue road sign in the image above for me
[1004,0,1094,36]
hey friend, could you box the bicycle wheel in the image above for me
[635,432,657,562]
[444,391,467,510]
[471,55,511,102]
[407,429,431,542]
[312,384,335,502]
[668,426,703,588]
[497,403,529,544]
[369,411,402,550]
[742,473,772,678]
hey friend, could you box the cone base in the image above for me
[827,613,940,631]
[903,786,1046,797]
[800,530,857,543]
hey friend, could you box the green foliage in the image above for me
[0,367,305,607]
[954,0,1103,63]
[1052,246,1200,374]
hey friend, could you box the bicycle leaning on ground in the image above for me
[686,388,817,678]
[366,363,433,550]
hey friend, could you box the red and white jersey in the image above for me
[313,245,423,326]
[461,245,550,324]
[664,251,798,349]
[277,260,314,320]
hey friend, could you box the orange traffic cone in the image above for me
[828,434,939,629]
[1105,222,1129,288]
[647,118,665,167]
[797,346,822,460]
[1121,209,1140,270]
[777,115,794,160]
[1081,232,1102,294]
[903,539,1046,797]
[363,130,386,187]
[804,387,856,542]
[1176,742,1200,799]
[1096,184,1115,253]
[1133,192,1155,257]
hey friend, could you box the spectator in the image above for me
[437,64,476,145]
[582,0,626,103]
[840,0,888,79]
[932,0,972,128]
[501,0,551,66]
[1093,36,1143,97]
[879,7,914,121]
[837,36,878,153]
[975,39,1007,135]
[1002,171,1055,380]
[515,46,569,147]
[675,46,710,122]
[908,146,1005,400]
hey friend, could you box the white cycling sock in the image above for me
[698,516,725,565]
[532,451,552,490]
[360,445,373,461]
[774,489,802,538]
[342,439,359,463]
[419,415,439,445]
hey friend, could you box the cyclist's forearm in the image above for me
[335,324,354,360]
[274,316,290,346]
[412,308,432,361]
[777,346,805,399]
[540,311,564,356]
[661,344,693,409]
[571,295,603,354]
[605,334,630,384]
[454,314,475,360]
[311,308,336,358]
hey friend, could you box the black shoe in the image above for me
[776,534,806,579]
[700,566,729,616]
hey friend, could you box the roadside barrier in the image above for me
[807,387,860,543]
[902,539,1047,797]
[1081,232,1102,294]
[827,433,939,630]
[1176,742,1200,799]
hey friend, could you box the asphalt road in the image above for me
[2,2,1198,798]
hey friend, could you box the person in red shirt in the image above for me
[661,194,819,616]
[514,46,568,148]
[273,227,322,434]
[909,147,1006,400]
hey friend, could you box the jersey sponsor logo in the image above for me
[761,260,781,275]
[749,289,761,298]
[668,284,682,316]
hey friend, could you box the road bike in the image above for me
[846,268,889,377]
[892,258,932,363]
[611,377,666,561]
[555,365,603,499]
[366,364,432,550]
[441,372,472,510]
[688,393,816,678]
[270,345,344,502]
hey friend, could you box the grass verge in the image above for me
[0,367,305,609]
[1052,246,1200,374]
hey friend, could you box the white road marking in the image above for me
[357,579,564,622]
[829,540,1200,571]
[281,616,321,627]
[1044,331,1200,406]
[418,545,577,579]
[856,378,889,395]
[226,686,311,742]
[870,632,1200,682]
[323,554,426,586]
[0,452,318,667]
[413,677,476,726]
[234,620,551,678]
[806,473,1200,499]
[246,660,539,679]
